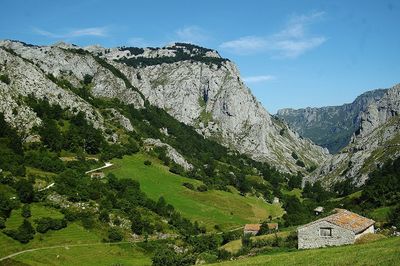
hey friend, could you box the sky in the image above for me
[1,0,399,113]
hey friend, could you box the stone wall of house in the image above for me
[298,221,355,249]
[355,225,374,239]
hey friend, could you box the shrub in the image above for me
[295,160,305,167]
[0,217,5,229]
[108,227,123,242]
[197,185,208,192]
[182,182,195,190]
[35,217,67,233]
[0,74,10,85]
[144,160,152,166]
[21,204,31,218]
[4,219,35,243]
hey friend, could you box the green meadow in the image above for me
[106,153,284,231]
[212,237,400,266]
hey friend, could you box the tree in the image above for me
[83,74,93,85]
[16,179,35,203]
[130,213,144,235]
[288,173,302,190]
[39,118,63,151]
[21,204,31,218]
[108,227,123,242]
[99,210,110,223]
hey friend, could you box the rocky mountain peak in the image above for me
[0,39,328,173]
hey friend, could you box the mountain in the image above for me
[276,89,387,154]
[305,84,400,186]
[0,40,328,173]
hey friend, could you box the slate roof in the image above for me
[299,209,375,234]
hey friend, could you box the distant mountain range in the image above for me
[276,89,387,154]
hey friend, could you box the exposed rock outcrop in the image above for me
[277,89,387,153]
[0,40,328,172]
[143,138,193,171]
[306,84,400,186]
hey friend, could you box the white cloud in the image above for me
[243,75,276,83]
[33,27,108,39]
[219,36,267,55]
[174,26,209,44]
[219,11,326,58]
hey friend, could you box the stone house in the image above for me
[244,224,261,235]
[298,209,375,249]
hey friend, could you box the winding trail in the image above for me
[0,226,244,261]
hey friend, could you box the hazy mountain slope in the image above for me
[0,40,328,173]
[276,89,387,153]
[306,84,400,186]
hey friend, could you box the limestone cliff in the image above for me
[0,40,328,172]
[306,84,400,186]
[277,89,387,153]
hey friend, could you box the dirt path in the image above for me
[85,162,113,174]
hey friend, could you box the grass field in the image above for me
[106,154,284,231]
[213,237,400,266]
[0,204,102,258]
[4,243,151,266]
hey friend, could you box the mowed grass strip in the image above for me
[107,154,283,230]
[212,237,400,266]
[10,243,151,266]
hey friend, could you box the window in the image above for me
[320,228,332,237]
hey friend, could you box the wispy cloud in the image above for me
[33,26,109,39]
[220,11,326,58]
[174,26,209,44]
[243,75,276,83]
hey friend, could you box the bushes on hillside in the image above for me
[107,227,123,242]
[3,219,36,243]
[35,217,67,233]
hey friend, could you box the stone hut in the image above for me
[244,224,261,235]
[314,206,324,215]
[298,209,375,249]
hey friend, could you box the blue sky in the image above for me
[1,0,399,113]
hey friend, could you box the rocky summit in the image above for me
[0,40,328,173]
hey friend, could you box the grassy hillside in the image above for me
[2,243,151,266]
[0,203,102,258]
[106,153,283,231]
[212,237,400,266]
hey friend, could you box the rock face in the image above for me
[306,84,400,186]
[0,40,328,172]
[277,89,387,154]
[143,138,193,171]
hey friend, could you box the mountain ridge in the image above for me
[276,88,388,153]
[0,39,328,173]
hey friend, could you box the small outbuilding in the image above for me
[314,206,324,215]
[90,172,105,179]
[297,209,375,249]
[244,224,261,235]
